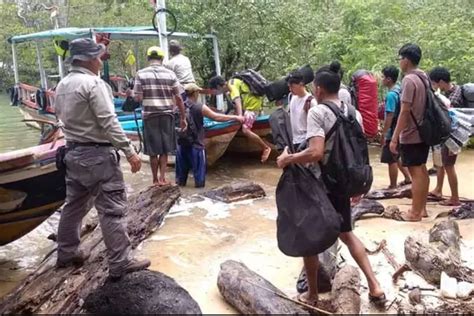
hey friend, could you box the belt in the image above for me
[67,141,113,148]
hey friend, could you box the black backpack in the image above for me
[233,69,268,96]
[177,103,199,146]
[320,101,373,197]
[410,72,452,146]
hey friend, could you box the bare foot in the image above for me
[158,179,171,186]
[296,292,318,307]
[439,199,461,206]
[261,147,271,163]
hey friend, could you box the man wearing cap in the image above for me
[55,38,150,278]
[132,46,187,186]
[164,40,195,85]
[176,83,244,187]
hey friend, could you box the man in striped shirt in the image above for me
[132,46,187,185]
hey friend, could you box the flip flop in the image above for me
[398,179,412,187]
[296,293,318,307]
[397,211,422,222]
[427,192,443,201]
[439,200,461,207]
[261,147,271,163]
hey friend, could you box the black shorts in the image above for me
[143,114,176,156]
[441,145,457,167]
[400,143,430,167]
[328,194,352,233]
[381,140,399,164]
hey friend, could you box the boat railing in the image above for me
[18,82,55,113]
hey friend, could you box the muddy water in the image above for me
[1,94,473,312]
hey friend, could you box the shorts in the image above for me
[441,145,457,167]
[327,193,352,233]
[381,140,399,164]
[143,113,176,156]
[243,111,257,129]
[399,143,430,167]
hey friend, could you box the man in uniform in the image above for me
[55,38,150,278]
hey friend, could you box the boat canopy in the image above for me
[8,26,217,44]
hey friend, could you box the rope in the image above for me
[151,8,177,37]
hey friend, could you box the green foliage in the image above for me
[1,0,473,92]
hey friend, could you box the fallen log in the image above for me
[217,260,309,314]
[202,181,266,203]
[351,199,385,223]
[331,265,361,314]
[296,241,339,293]
[365,184,412,200]
[404,220,474,285]
[83,270,201,314]
[0,185,181,314]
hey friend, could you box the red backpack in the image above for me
[349,70,379,138]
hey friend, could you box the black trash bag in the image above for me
[270,108,342,257]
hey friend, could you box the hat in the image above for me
[65,38,105,64]
[147,46,165,58]
[183,83,202,93]
[169,40,182,49]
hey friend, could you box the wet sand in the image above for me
[0,147,473,313]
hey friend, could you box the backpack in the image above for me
[320,101,373,197]
[461,83,474,108]
[233,69,268,96]
[410,72,453,146]
[177,103,199,146]
[349,70,379,138]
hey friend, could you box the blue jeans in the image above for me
[175,145,206,187]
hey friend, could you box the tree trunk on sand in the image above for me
[0,185,181,314]
[83,270,201,314]
[351,199,385,223]
[203,181,266,203]
[365,184,412,200]
[404,220,474,284]
[331,265,361,314]
[217,260,309,314]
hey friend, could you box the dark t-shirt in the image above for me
[186,100,205,148]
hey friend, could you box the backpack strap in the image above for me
[304,95,314,113]
[320,101,343,141]
[409,72,430,128]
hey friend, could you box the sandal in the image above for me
[397,211,422,222]
[439,200,461,207]
[296,292,318,307]
[427,192,443,201]
[398,179,412,187]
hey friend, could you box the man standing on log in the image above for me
[276,63,385,306]
[55,38,150,278]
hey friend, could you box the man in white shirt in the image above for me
[286,70,317,150]
[164,40,195,85]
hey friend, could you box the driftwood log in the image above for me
[202,181,266,203]
[84,270,201,314]
[351,199,385,223]
[365,184,412,200]
[331,265,361,314]
[217,260,309,314]
[404,220,474,284]
[0,185,180,314]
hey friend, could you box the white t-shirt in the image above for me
[289,92,317,145]
[164,54,195,84]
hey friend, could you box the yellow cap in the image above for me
[147,46,165,58]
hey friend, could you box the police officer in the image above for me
[55,38,150,278]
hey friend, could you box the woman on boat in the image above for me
[176,83,244,187]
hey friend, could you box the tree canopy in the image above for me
[1,0,473,91]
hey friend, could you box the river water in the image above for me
[0,94,473,313]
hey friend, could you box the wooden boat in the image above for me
[0,140,66,246]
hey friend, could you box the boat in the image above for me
[0,139,66,246]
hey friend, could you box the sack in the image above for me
[320,101,373,197]
[276,165,342,257]
[462,83,474,108]
[177,104,199,146]
[349,70,379,137]
[270,108,341,257]
[122,96,141,112]
[233,69,268,96]
[410,72,453,146]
